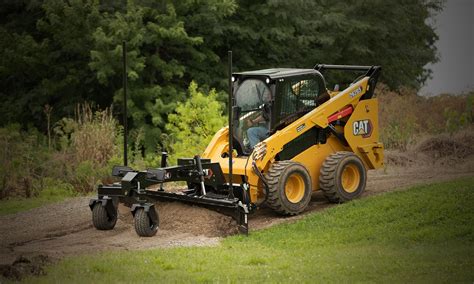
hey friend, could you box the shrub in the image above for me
[164,82,226,164]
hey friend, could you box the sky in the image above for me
[420,0,474,96]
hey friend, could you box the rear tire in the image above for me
[134,208,158,237]
[319,151,367,203]
[92,203,117,230]
[265,161,312,215]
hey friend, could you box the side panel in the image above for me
[202,127,229,160]
[344,98,384,169]
[291,136,348,191]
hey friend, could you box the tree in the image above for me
[89,1,235,151]
[217,0,443,89]
[0,0,443,152]
[165,81,226,163]
[0,0,102,129]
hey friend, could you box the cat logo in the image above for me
[352,119,373,138]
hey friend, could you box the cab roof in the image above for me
[233,68,323,80]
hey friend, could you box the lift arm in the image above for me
[253,66,381,171]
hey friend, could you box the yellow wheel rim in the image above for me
[341,164,360,193]
[284,173,305,203]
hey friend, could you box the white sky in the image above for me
[420,0,474,96]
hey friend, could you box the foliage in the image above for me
[0,103,119,199]
[165,82,226,164]
[0,125,50,199]
[52,103,120,193]
[26,177,474,282]
[222,0,443,90]
[89,0,236,151]
[0,0,443,153]
[0,0,103,129]
[71,104,117,166]
[378,86,472,150]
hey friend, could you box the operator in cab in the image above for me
[247,104,270,148]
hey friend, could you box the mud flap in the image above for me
[130,203,159,228]
[89,197,117,221]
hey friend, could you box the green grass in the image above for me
[0,178,77,216]
[27,177,474,283]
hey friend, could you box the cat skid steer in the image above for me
[90,51,383,237]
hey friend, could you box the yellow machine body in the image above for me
[202,75,384,203]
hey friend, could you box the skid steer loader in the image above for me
[90,51,383,237]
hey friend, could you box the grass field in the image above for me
[25,177,474,283]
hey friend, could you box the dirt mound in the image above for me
[385,130,474,167]
[416,131,474,160]
[118,202,238,237]
[0,255,51,281]
[158,202,238,237]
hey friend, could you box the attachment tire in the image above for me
[264,161,312,215]
[92,202,117,230]
[319,151,367,203]
[134,208,158,237]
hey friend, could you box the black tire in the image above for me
[265,161,312,215]
[134,208,158,237]
[92,203,117,230]
[319,151,367,203]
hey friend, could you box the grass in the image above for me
[25,177,474,283]
[0,179,77,216]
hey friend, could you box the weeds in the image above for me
[0,103,119,199]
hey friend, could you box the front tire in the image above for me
[319,151,367,203]
[265,161,312,215]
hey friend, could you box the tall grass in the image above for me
[72,104,117,166]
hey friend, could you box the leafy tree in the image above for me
[0,0,444,153]
[218,0,443,89]
[89,1,235,151]
[165,82,226,163]
[0,0,102,129]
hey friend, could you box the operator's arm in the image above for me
[251,114,265,124]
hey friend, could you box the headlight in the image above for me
[252,142,267,161]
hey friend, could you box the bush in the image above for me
[164,82,226,164]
